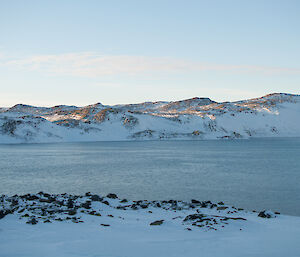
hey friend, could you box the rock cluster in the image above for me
[0,192,279,230]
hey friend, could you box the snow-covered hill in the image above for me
[0,93,299,143]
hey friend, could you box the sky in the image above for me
[0,0,299,107]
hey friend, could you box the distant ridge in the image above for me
[0,93,299,143]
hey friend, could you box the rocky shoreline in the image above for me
[0,192,278,230]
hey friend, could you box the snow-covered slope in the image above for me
[0,93,299,143]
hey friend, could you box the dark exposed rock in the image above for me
[40,198,55,203]
[191,199,201,204]
[168,200,177,204]
[25,195,39,201]
[5,209,15,215]
[100,224,110,227]
[40,209,47,216]
[120,199,128,203]
[258,210,272,218]
[81,201,92,209]
[106,193,118,199]
[230,217,246,221]
[220,216,246,221]
[131,204,138,210]
[183,214,206,222]
[26,217,38,225]
[116,206,127,210]
[102,200,110,206]
[67,199,74,208]
[18,208,25,213]
[91,195,102,202]
[68,209,77,216]
[150,220,164,226]
[217,206,228,210]
[200,202,208,208]
[11,199,19,207]
[55,200,64,206]
[87,211,101,216]
[0,210,7,219]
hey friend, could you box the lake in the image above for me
[0,138,299,216]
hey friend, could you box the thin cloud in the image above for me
[1,52,299,77]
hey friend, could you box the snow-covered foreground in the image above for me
[1,193,300,257]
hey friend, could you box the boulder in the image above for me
[67,199,74,208]
[258,210,274,218]
[68,209,77,216]
[91,195,102,202]
[102,200,110,206]
[183,214,206,222]
[26,217,38,225]
[217,206,228,210]
[106,193,118,199]
[150,220,164,226]
[81,201,92,209]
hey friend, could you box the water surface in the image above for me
[0,138,299,215]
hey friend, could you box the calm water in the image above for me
[0,138,300,216]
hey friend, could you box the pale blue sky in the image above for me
[0,0,299,106]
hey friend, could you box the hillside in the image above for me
[0,93,299,143]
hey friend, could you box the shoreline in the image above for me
[1,135,300,145]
